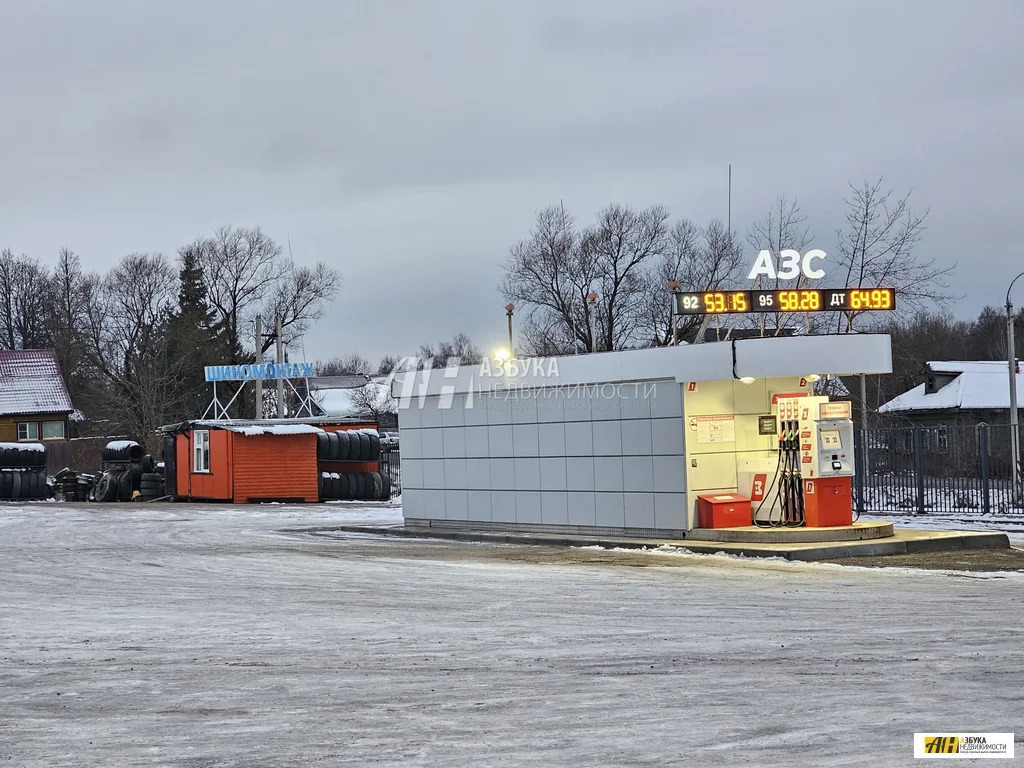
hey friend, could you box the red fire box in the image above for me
[697,493,752,529]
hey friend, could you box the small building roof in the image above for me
[158,416,371,434]
[878,361,1024,413]
[0,349,75,417]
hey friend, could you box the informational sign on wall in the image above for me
[693,415,736,444]
[819,401,852,419]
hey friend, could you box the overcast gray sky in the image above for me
[2,0,1022,363]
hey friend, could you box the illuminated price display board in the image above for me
[674,288,895,315]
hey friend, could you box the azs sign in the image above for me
[747,249,827,281]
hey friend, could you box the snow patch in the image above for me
[233,425,324,436]
[104,440,139,450]
[0,442,44,452]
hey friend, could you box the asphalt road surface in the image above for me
[1,502,1021,767]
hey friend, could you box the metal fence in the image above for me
[855,424,1022,514]
[379,445,401,497]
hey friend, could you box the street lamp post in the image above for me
[505,303,515,357]
[587,291,599,353]
[1006,272,1024,504]
[667,280,680,345]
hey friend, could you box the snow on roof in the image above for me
[190,422,325,436]
[878,360,1024,413]
[0,349,75,417]
[231,424,324,436]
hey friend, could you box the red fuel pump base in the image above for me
[802,477,853,527]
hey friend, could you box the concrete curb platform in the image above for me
[308,523,1010,562]
[685,521,893,543]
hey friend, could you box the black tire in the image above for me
[33,471,48,499]
[366,433,381,462]
[361,472,373,500]
[370,471,383,500]
[101,442,143,462]
[317,433,330,460]
[93,473,109,502]
[117,471,133,501]
[11,471,22,500]
[0,471,12,498]
[380,472,392,500]
[334,431,349,461]
[335,473,347,499]
[23,471,36,499]
[140,455,155,474]
[140,472,163,487]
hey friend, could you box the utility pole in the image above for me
[254,315,263,419]
[1006,272,1024,504]
[587,291,599,353]
[276,313,285,418]
[505,303,515,357]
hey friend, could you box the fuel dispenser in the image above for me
[739,396,855,528]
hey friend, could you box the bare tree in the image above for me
[45,248,102,403]
[185,226,341,360]
[376,354,400,376]
[834,178,953,332]
[584,204,670,351]
[642,219,745,345]
[746,195,816,335]
[348,382,397,423]
[318,353,372,376]
[501,204,583,355]
[417,332,482,368]
[265,262,342,350]
[502,203,673,354]
[0,249,50,349]
[82,253,182,447]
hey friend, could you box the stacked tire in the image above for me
[101,442,144,462]
[0,444,47,469]
[316,430,381,462]
[140,472,165,501]
[319,471,391,501]
[0,442,49,501]
[93,441,164,502]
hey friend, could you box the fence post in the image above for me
[913,427,926,514]
[979,424,991,514]
[854,428,866,516]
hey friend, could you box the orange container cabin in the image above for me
[160,418,377,504]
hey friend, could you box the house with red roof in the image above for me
[0,349,75,443]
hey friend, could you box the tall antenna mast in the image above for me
[727,164,732,236]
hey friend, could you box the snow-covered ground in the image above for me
[861,511,1024,548]
[1,501,1021,767]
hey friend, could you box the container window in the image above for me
[42,421,65,440]
[17,422,39,441]
[194,430,211,473]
